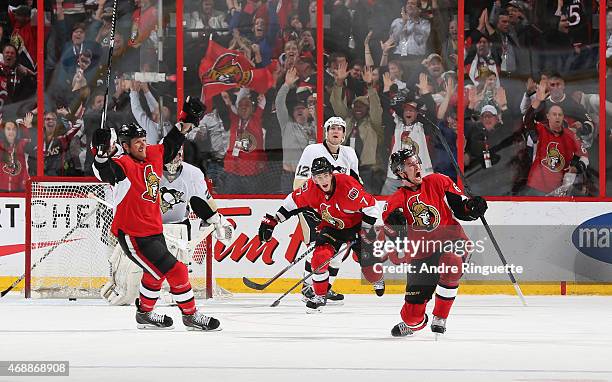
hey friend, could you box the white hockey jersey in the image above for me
[387,116,433,179]
[159,162,212,224]
[295,142,360,181]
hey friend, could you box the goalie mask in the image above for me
[165,146,184,176]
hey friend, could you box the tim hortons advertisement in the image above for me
[2,198,612,284]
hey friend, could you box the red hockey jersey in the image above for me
[110,144,165,237]
[527,122,586,193]
[384,173,468,259]
[281,173,380,230]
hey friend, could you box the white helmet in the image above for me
[324,116,346,132]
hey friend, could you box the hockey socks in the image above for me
[400,302,429,331]
[166,261,196,315]
[432,284,458,319]
[139,273,162,312]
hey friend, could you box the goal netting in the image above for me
[26,179,231,300]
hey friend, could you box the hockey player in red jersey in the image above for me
[383,148,487,336]
[91,97,221,331]
[258,157,384,313]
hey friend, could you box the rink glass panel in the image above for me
[463,2,601,197]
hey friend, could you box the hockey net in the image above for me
[25,178,231,300]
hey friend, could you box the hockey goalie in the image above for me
[100,145,234,306]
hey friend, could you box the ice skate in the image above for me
[135,299,174,330]
[305,294,326,313]
[326,289,344,305]
[301,284,315,302]
[182,310,221,331]
[391,322,413,337]
[373,279,385,296]
[431,315,446,335]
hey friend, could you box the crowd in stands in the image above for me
[0,0,607,198]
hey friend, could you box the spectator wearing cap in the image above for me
[464,32,500,87]
[331,64,384,193]
[275,67,316,193]
[380,70,437,195]
[464,103,512,174]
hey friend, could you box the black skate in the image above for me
[135,299,174,330]
[301,284,315,303]
[183,311,221,331]
[305,294,326,314]
[391,314,428,337]
[431,315,446,334]
[373,280,385,296]
[391,322,413,337]
[326,289,344,305]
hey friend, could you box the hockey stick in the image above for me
[243,245,315,290]
[96,0,119,158]
[418,113,528,306]
[0,197,106,298]
[270,241,355,307]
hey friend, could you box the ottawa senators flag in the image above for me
[199,41,277,104]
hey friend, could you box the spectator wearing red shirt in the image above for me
[220,89,268,194]
[0,115,34,192]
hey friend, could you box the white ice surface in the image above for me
[1,294,612,382]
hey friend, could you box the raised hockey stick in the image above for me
[97,0,119,158]
[270,241,355,307]
[0,196,107,297]
[243,245,315,290]
[418,113,528,307]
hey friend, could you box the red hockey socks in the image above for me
[400,302,429,331]
[139,272,163,312]
[432,284,458,319]
[311,244,334,296]
[165,261,196,315]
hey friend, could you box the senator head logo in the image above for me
[142,164,160,203]
[400,132,419,154]
[407,195,440,232]
[205,53,253,86]
[319,203,345,229]
[541,142,565,172]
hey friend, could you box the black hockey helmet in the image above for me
[311,157,334,176]
[390,147,421,178]
[117,123,146,146]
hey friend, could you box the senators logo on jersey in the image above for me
[160,187,185,214]
[541,142,565,172]
[400,132,419,153]
[320,203,345,229]
[408,195,440,232]
[2,158,21,176]
[142,164,161,203]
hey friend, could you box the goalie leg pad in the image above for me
[101,244,142,305]
[165,261,196,315]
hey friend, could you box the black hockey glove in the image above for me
[258,214,279,242]
[92,128,112,157]
[179,96,206,125]
[384,209,407,240]
[465,196,488,219]
[570,156,587,174]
